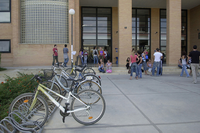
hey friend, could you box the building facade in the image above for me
[0,0,200,67]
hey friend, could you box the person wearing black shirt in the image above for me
[137,51,143,78]
[188,45,200,84]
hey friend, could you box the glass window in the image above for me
[20,0,68,44]
[97,39,111,46]
[0,40,10,53]
[132,8,151,54]
[0,0,10,23]
[83,39,96,46]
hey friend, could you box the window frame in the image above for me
[0,0,11,23]
[0,40,11,53]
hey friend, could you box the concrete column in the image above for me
[166,0,181,65]
[118,0,132,65]
[187,9,191,54]
[151,8,160,59]
[12,0,20,66]
[112,7,119,64]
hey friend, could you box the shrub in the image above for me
[0,72,40,120]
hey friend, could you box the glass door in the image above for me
[132,9,151,57]
[82,7,112,63]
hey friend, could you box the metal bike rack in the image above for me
[0,97,61,133]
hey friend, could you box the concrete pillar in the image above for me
[166,0,181,65]
[118,0,132,65]
[187,9,191,54]
[12,0,20,66]
[151,8,160,59]
[112,7,119,64]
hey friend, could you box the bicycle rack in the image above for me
[0,97,61,133]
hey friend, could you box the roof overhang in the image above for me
[80,0,200,9]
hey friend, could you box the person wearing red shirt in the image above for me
[52,44,59,66]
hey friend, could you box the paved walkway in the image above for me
[42,74,200,133]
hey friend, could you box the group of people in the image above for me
[52,44,69,67]
[128,48,164,80]
[78,46,112,73]
[128,48,152,80]
[128,45,200,84]
[178,45,200,84]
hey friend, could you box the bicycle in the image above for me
[55,63,101,86]
[65,64,96,78]
[9,75,106,131]
[47,65,102,94]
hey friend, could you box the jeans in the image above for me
[78,55,83,65]
[152,61,160,76]
[64,58,69,67]
[143,61,147,71]
[138,63,143,78]
[93,56,98,64]
[52,56,58,66]
[130,63,138,77]
[98,67,105,73]
[180,64,190,77]
[84,57,87,65]
[191,63,199,83]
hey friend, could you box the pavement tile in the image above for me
[43,125,159,133]
[127,93,200,124]
[157,123,200,133]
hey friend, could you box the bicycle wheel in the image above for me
[83,74,101,86]
[77,80,102,94]
[9,93,48,131]
[82,68,96,75]
[71,89,106,125]
[65,68,77,78]
[56,75,68,95]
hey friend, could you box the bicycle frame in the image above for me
[29,83,89,113]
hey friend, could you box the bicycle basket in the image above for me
[43,69,54,80]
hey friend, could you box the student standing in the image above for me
[99,47,104,63]
[179,52,190,78]
[52,44,59,66]
[152,48,163,76]
[130,50,138,80]
[137,51,143,78]
[93,47,98,67]
[188,45,200,84]
[83,49,88,65]
[63,44,69,67]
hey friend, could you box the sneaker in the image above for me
[192,81,197,84]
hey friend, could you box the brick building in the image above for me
[0,0,200,67]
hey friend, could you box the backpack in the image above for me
[94,50,97,55]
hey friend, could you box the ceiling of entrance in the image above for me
[80,0,200,9]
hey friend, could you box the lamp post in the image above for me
[69,9,75,68]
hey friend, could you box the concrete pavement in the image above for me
[42,74,200,133]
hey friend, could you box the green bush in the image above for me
[0,72,40,120]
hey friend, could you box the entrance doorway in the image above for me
[81,7,112,63]
[132,9,151,58]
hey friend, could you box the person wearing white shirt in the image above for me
[152,48,163,76]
